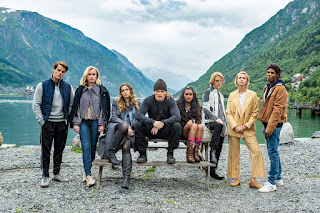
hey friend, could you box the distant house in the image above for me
[291,73,305,89]
[291,73,305,82]
[24,86,35,95]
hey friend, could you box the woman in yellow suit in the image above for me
[226,71,265,189]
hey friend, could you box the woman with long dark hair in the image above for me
[106,83,141,189]
[176,86,203,163]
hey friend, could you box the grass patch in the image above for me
[142,167,156,178]
[71,146,82,153]
[146,167,156,172]
[162,199,175,204]
[306,174,320,178]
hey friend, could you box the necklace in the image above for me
[185,106,191,112]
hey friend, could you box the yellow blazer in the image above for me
[226,89,259,138]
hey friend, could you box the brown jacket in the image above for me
[257,84,288,135]
[226,89,259,138]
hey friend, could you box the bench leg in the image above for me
[205,166,209,191]
[205,143,209,161]
[97,166,103,186]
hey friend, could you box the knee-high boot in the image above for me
[194,142,201,163]
[121,153,132,189]
[109,130,123,165]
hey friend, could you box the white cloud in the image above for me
[0,0,293,80]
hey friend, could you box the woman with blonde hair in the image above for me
[105,83,141,189]
[226,71,265,188]
[69,66,110,187]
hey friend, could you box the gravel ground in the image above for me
[0,138,320,213]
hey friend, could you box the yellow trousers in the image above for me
[227,135,266,178]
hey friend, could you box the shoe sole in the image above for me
[52,178,69,182]
[258,189,277,192]
[40,184,49,188]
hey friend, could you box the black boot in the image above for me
[121,153,132,189]
[137,152,147,163]
[109,130,123,165]
[210,167,224,180]
[210,148,218,164]
[167,150,175,164]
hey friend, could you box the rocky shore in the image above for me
[0,137,320,213]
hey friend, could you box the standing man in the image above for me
[135,79,181,164]
[258,63,287,193]
[32,61,74,188]
[202,72,227,180]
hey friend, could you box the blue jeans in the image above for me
[80,120,99,176]
[265,127,282,184]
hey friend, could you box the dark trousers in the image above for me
[206,122,224,165]
[40,121,68,177]
[135,121,182,154]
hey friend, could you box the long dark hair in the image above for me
[176,86,202,125]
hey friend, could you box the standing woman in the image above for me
[226,71,265,188]
[107,83,141,189]
[70,66,110,187]
[176,86,203,163]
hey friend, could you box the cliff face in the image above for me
[0,8,153,96]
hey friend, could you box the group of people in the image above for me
[32,61,287,193]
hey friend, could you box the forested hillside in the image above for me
[186,0,320,103]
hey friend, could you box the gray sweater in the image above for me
[32,78,74,126]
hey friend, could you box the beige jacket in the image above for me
[226,89,258,138]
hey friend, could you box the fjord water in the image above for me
[0,95,319,146]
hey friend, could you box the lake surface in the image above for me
[0,95,319,146]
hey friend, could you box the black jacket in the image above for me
[68,84,111,128]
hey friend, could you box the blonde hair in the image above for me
[234,71,250,88]
[209,72,225,87]
[117,83,139,112]
[80,66,101,86]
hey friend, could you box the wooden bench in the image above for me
[92,126,215,190]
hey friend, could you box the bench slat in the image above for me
[93,159,216,167]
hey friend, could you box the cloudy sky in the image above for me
[1,0,293,80]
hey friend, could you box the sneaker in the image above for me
[258,182,277,193]
[52,174,69,182]
[82,172,86,182]
[86,175,95,187]
[275,179,284,186]
[137,154,147,163]
[167,150,176,164]
[40,176,50,188]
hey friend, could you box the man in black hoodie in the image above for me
[135,79,182,164]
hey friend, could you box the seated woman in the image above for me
[176,86,203,163]
[71,66,110,187]
[107,83,141,189]
[226,71,266,189]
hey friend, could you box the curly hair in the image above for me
[116,83,139,112]
[176,86,202,126]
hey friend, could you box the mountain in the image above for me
[187,0,320,102]
[141,67,193,91]
[0,8,154,97]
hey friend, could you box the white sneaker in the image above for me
[83,172,86,182]
[275,179,284,186]
[258,182,277,192]
[86,175,95,187]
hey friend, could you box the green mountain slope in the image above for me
[0,8,154,96]
[187,0,320,101]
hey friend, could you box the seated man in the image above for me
[135,79,182,164]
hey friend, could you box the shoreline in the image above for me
[1,137,320,212]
